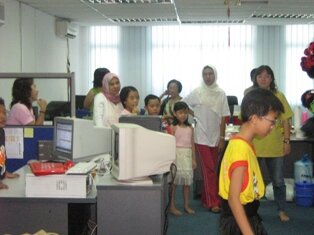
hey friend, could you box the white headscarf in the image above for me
[198,65,225,114]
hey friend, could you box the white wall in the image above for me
[0,0,21,72]
[0,0,87,104]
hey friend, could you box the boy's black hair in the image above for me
[119,86,139,108]
[172,101,191,126]
[144,94,160,106]
[0,97,4,106]
[241,88,284,122]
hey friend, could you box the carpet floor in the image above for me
[166,187,314,235]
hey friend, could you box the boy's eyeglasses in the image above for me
[262,116,278,126]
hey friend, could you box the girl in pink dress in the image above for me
[169,101,196,215]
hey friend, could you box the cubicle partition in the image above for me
[0,72,75,121]
[4,126,54,172]
[0,73,75,171]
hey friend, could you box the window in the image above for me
[90,26,120,80]
[88,25,314,106]
[285,25,314,105]
[151,25,255,101]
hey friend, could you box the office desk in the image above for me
[0,166,97,235]
[96,174,168,235]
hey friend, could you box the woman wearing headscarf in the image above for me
[183,65,230,213]
[93,72,123,127]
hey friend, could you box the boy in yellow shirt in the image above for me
[219,88,284,235]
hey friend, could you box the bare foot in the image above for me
[184,207,195,214]
[0,181,8,189]
[5,172,19,179]
[279,211,290,222]
[169,207,182,216]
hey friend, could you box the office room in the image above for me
[1,0,314,234]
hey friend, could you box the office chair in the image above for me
[227,95,238,124]
[45,101,71,122]
[75,95,86,110]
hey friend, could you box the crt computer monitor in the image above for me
[119,115,163,132]
[53,117,112,162]
[110,123,176,182]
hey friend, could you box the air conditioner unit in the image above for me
[55,20,78,39]
[0,1,4,27]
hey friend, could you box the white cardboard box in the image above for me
[25,173,91,198]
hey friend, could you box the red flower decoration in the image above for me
[301,41,314,78]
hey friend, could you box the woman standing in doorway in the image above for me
[183,65,230,213]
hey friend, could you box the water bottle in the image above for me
[294,154,313,184]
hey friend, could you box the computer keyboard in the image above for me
[29,162,66,176]
[65,162,97,175]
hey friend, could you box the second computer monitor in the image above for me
[53,117,112,162]
[119,115,162,132]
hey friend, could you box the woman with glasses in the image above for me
[159,79,183,124]
[251,65,293,222]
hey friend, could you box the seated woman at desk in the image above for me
[0,97,19,189]
[6,78,47,125]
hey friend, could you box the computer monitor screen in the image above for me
[119,115,163,132]
[111,123,176,182]
[54,120,73,157]
[53,117,112,162]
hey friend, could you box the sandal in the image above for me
[210,206,221,214]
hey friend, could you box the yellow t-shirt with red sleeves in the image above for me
[219,137,265,204]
